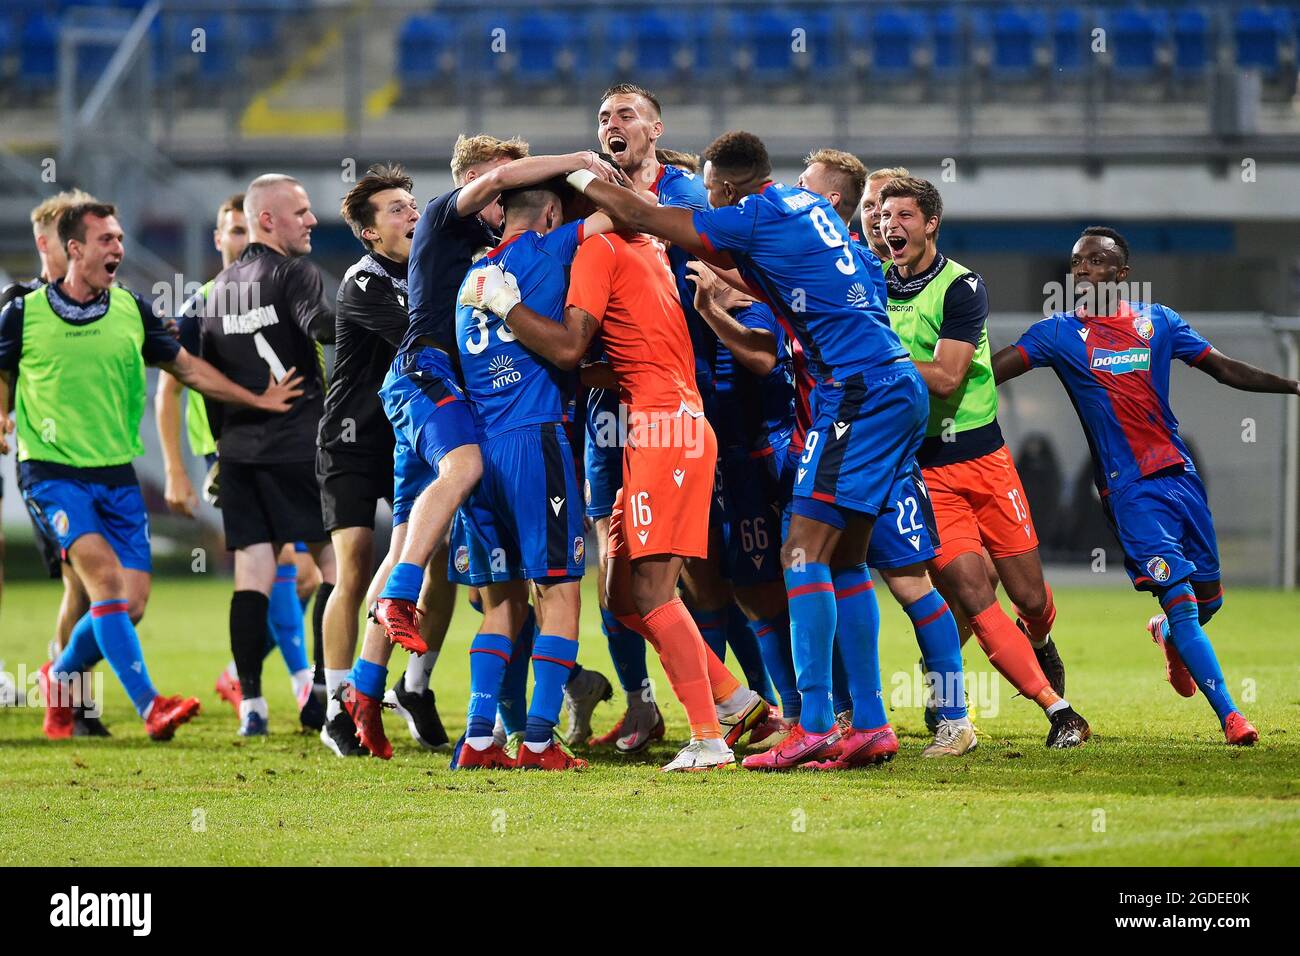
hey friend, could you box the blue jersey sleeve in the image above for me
[541,220,584,266]
[1160,305,1213,366]
[693,203,758,257]
[657,166,708,212]
[131,291,182,365]
[1013,317,1059,370]
[0,296,24,371]
[939,273,989,346]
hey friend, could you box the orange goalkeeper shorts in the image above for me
[922,443,1040,572]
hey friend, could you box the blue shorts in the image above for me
[792,361,927,525]
[450,423,585,586]
[865,459,940,569]
[21,478,152,573]
[583,389,623,521]
[380,347,478,527]
[1103,468,1220,592]
[720,445,786,586]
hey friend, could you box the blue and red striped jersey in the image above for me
[1013,301,1212,493]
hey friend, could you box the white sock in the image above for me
[224,660,238,678]
[1046,698,1070,717]
[289,668,313,704]
[240,697,268,719]
[1028,633,1050,650]
[404,650,438,694]
[523,740,549,753]
[716,686,753,717]
[696,736,730,753]
[465,735,494,751]
[325,668,348,720]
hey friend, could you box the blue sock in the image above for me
[268,563,310,674]
[690,606,728,661]
[905,589,967,720]
[601,607,648,694]
[1161,584,1237,725]
[498,607,536,736]
[381,561,424,603]
[348,658,387,701]
[87,600,157,716]
[726,604,776,705]
[749,612,800,719]
[832,565,887,730]
[53,612,104,674]
[526,635,578,743]
[467,633,512,739]
[784,562,837,733]
[831,641,853,716]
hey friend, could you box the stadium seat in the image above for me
[1234,5,1288,71]
[1051,7,1088,74]
[930,7,971,75]
[514,12,567,85]
[457,14,515,80]
[869,8,924,78]
[1111,7,1166,77]
[398,14,454,90]
[18,13,59,90]
[1173,7,1212,75]
[629,11,690,78]
[992,7,1046,77]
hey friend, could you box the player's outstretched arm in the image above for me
[685,261,776,375]
[991,344,1031,385]
[457,152,625,218]
[162,349,304,413]
[567,172,714,259]
[154,369,198,517]
[1197,350,1300,395]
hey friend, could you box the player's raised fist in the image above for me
[460,263,522,319]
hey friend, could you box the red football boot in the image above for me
[456,741,514,769]
[1224,712,1259,747]
[215,668,242,714]
[39,661,75,740]
[516,742,588,771]
[145,694,201,741]
[588,713,625,747]
[808,724,898,770]
[341,687,393,759]
[1148,614,1196,697]
[740,723,840,770]
[370,599,427,654]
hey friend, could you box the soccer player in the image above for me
[859,166,909,262]
[565,131,964,769]
[779,151,976,759]
[154,194,325,729]
[316,163,449,757]
[450,179,596,770]
[992,226,1290,746]
[595,89,779,745]
[350,136,622,758]
[878,177,1088,748]
[461,201,769,772]
[197,174,336,737]
[0,191,98,727]
[0,200,300,740]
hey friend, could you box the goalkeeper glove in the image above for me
[460,263,521,319]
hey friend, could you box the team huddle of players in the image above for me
[5,82,1294,771]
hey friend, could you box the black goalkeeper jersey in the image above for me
[318,251,408,457]
[198,242,334,464]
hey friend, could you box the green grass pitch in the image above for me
[1,577,1297,866]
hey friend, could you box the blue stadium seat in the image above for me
[992,7,1045,77]
[458,14,514,79]
[1111,7,1166,75]
[18,13,58,89]
[1234,6,1289,71]
[1173,8,1211,75]
[514,13,566,85]
[397,14,452,89]
[930,7,974,74]
[630,11,689,77]
[1052,7,1088,74]
[869,8,924,77]
[192,16,228,86]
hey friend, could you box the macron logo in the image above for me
[50,886,151,936]
[1091,348,1151,374]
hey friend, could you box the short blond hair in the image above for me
[868,165,910,184]
[656,148,700,173]
[30,189,99,231]
[450,134,529,186]
[804,148,868,219]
